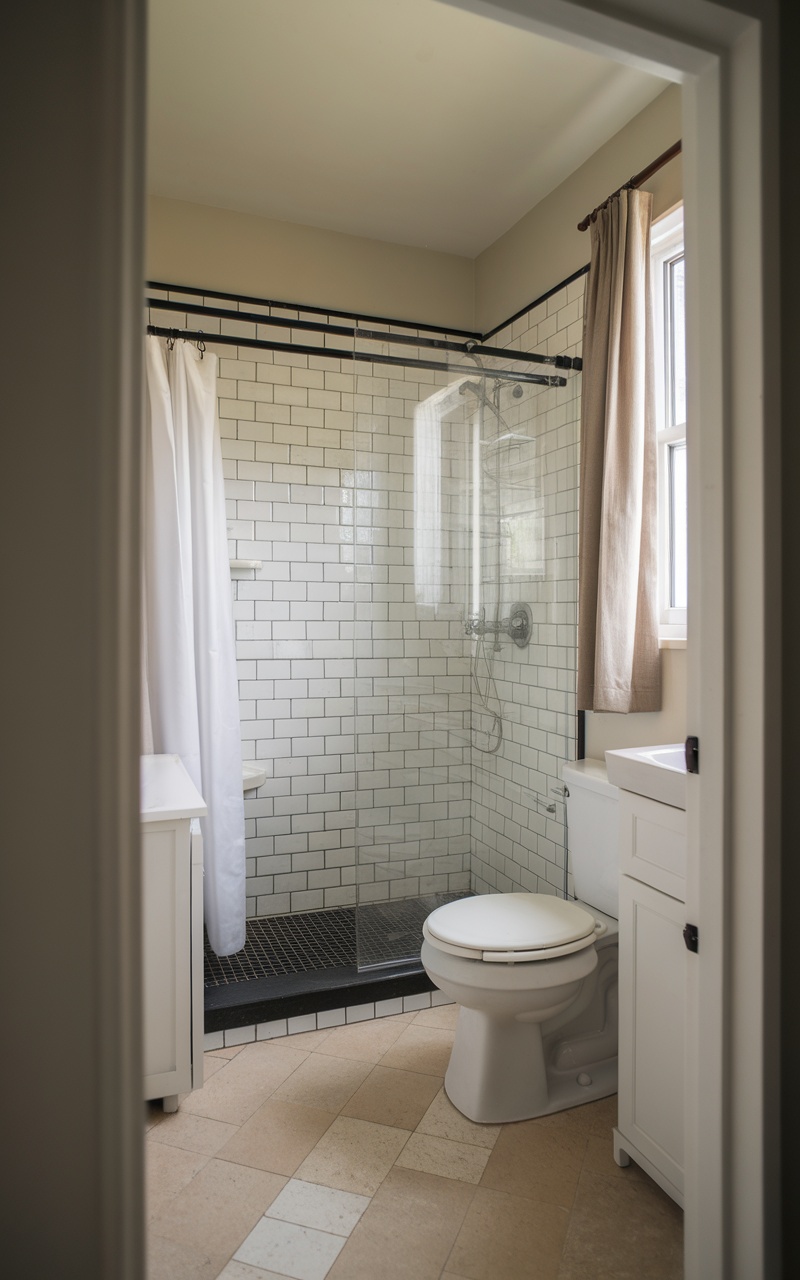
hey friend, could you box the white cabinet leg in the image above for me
[613,1129,632,1167]
[162,1094,179,1114]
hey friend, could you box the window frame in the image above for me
[651,205,688,641]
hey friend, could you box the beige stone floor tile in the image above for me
[217,1262,296,1280]
[202,1054,229,1080]
[539,1093,617,1139]
[447,1186,570,1279]
[295,1115,410,1196]
[480,1111,589,1209]
[146,1230,221,1280]
[417,1087,501,1149]
[557,1168,683,1280]
[314,1017,406,1063]
[379,1024,454,1076]
[150,1156,286,1273]
[326,1166,474,1280]
[395,1131,490,1185]
[234,1216,347,1279]
[340,1064,442,1130]
[217,1097,337,1176]
[272,1052,373,1113]
[181,1042,310,1125]
[148,1109,239,1157]
[145,1142,210,1221]
[266,1178,370,1236]
[208,1044,248,1060]
[413,1003,459,1030]
[581,1132,631,1179]
[280,1027,333,1051]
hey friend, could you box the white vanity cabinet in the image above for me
[141,754,207,1112]
[614,788,687,1207]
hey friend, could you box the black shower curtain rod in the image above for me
[145,296,581,372]
[145,325,568,387]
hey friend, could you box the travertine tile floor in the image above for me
[146,1004,683,1279]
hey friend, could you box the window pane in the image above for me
[669,255,686,427]
[670,441,688,609]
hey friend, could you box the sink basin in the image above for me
[604,743,687,810]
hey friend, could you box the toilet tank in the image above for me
[561,758,620,918]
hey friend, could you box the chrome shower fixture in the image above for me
[465,602,533,649]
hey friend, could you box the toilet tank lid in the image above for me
[561,758,618,798]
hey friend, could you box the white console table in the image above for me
[140,754,207,1112]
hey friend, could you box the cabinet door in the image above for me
[142,819,192,1100]
[619,792,686,901]
[618,873,685,1195]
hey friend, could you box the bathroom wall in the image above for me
[471,81,687,765]
[145,83,688,914]
[474,83,682,333]
[147,288,473,917]
[147,196,475,332]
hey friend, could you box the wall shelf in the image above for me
[229,558,262,572]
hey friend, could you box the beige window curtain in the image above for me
[577,188,662,713]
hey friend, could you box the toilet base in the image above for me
[427,935,619,1125]
[443,1004,617,1124]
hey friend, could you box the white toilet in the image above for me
[421,758,620,1123]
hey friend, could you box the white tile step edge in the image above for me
[204,990,454,1050]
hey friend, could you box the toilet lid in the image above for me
[425,893,597,954]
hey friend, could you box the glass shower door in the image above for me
[353,352,473,970]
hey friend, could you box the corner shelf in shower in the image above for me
[229,558,262,573]
[242,761,267,791]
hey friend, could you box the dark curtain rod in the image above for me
[145,297,580,372]
[577,139,682,231]
[145,325,567,387]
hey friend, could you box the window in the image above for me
[651,206,687,639]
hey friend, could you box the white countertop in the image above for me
[140,754,208,823]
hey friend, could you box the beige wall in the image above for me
[148,86,680,339]
[585,646,687,759]
[146,196,475,331]
[475,84,681,332]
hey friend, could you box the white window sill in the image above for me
[659,636,687,650]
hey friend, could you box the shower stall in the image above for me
[146,279,584,1023]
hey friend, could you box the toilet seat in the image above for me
[423,893,604,964]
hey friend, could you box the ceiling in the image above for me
[147,0,669,259]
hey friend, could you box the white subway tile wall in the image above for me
[150,280,581,919]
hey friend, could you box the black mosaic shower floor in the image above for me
[204,892,466,989]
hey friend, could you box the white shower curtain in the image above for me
[142,337,246,956]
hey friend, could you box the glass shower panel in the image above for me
[353,353,473,970]
[468,365,580,904]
